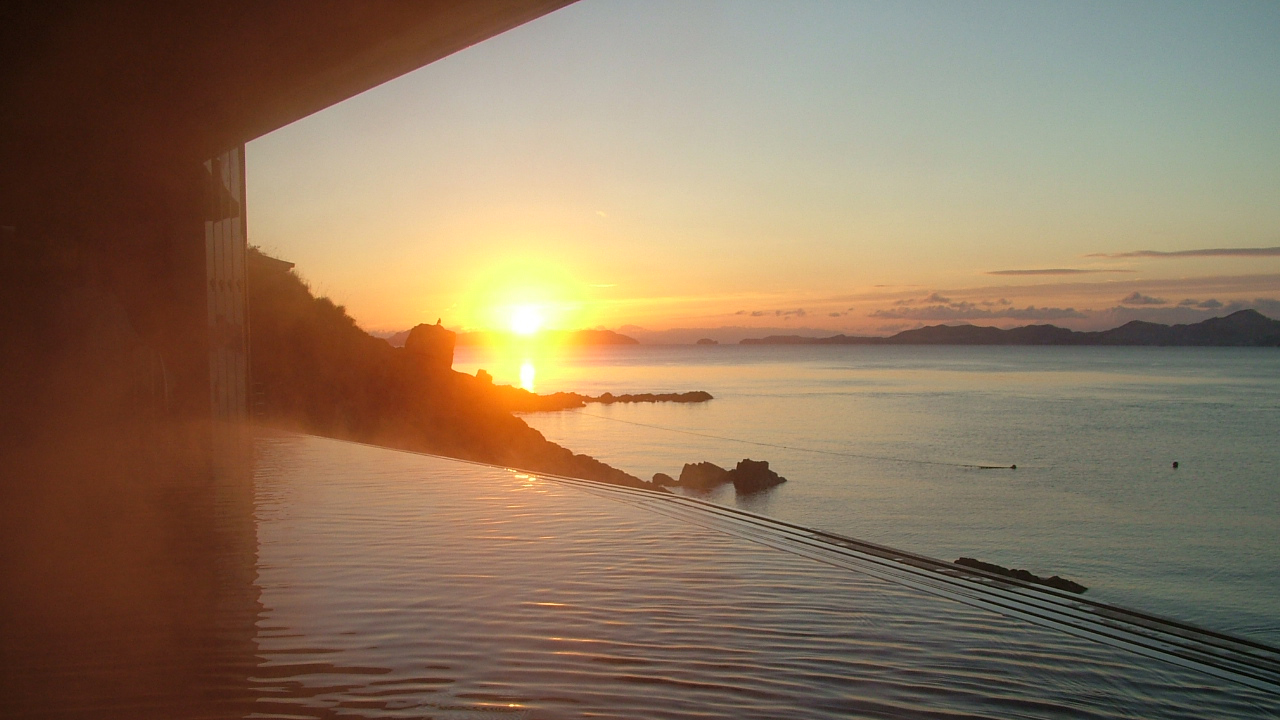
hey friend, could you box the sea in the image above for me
[455,344,1280,647]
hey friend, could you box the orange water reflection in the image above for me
[454,332,588,393]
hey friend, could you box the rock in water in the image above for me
[954,557,1087,594]
[652,472,677,487]
[679,462,731,491]
[728,459,787,494]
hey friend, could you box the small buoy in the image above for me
[1172,461,1179,469]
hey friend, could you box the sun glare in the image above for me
[510,305,544,336]
[519,360,536,391]
[459,257,595,336]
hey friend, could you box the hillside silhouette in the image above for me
[741,310,1280,346]
[248,248,654,490]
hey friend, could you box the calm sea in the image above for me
[455,344,1280,646]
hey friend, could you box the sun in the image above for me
[510,305,545,336]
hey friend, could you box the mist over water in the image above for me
[457,345,1280,645]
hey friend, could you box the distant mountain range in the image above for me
[739,310,1280,347]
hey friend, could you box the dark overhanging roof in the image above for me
[0,0,576,224]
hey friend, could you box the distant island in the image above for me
[740,310,1280,347]
[382,327,638,348]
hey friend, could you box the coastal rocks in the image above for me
[671,459,788,494]
[696,338,718,345]
[480,386,715,414]
[728,459,787,494]
[954,557,1088,594]
[652,472,677,487]
[404,321,455,373]
[591,391,713,405]
[679,462,731,491]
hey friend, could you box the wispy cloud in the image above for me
[1120,292,1167,306]
[1089,298,1280,328]
[1088,247,1280,259]
[986,268,1135,276]
[1177,298,1224,309]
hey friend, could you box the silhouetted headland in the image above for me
[740,310,1280,346]
[249,248,665,491]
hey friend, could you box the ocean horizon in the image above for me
[455,344,1280,646]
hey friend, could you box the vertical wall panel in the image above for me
[204,146,249,422]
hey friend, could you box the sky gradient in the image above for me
[248,0,1280,336]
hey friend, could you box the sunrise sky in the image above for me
[247,0,1280,338]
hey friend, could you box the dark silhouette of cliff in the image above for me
[740,310,1280,346]
[247,248,653,490]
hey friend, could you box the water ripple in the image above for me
[246,434,1279,718]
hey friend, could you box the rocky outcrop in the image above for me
[652,472,677,487]
[727,459,787,494]
[404,321,455,373]
[669,459,789,494]
[593,391,713,405]
[678,462,731,491]
[479,387,714,413]
[954,557,1087,594]
[695,338,718,345]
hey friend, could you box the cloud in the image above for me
[1089,247,1280,259]
[872,291,1085,321]
[1120,292,1167,306]
[870,303,1085,321]
[986,268,1135,276]
[1246,298,1280,316]
[1087,298,1280,328]
[894,292,953,306]
[774,308,807,317]
[750,310,766,317]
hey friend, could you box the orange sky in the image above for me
[247,1,1280,337]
